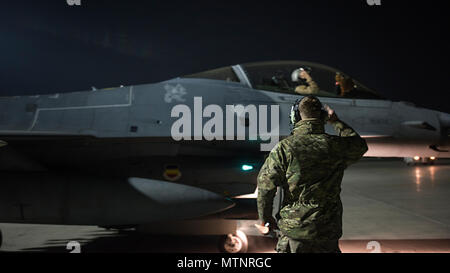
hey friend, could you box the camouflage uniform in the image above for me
[257,118,368,253]
[294,78,319,95]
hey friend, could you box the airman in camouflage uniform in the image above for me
[257,96,368,253]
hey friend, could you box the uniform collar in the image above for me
[293,118,325,135]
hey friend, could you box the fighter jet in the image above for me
[0,60,449,252]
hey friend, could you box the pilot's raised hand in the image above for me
[324,104,338,123]
[299,70,312,81]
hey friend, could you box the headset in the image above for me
[290,98,303,126]
[290,96,328,128]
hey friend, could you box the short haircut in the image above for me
[299,95,322,119]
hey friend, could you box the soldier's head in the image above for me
[299,95,323,120]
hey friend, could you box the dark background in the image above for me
[0,0,448,112]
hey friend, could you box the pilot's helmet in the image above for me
[291,67,311,82]
[335,72,349,82]
[291,68,303,82]
[336,72,355,92]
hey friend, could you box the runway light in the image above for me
[241,164,254,171]
[430,157,436,160]
[414,156,420,161]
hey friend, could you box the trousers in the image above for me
[276,233,341,253]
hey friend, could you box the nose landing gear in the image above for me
[219,230,248,253]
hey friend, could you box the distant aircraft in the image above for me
[0,61,449,252]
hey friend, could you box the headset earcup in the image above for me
[290,99,303,126]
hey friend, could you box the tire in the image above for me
[218,230,248,253]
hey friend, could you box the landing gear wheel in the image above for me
[219,230,248,253]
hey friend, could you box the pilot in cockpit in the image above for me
[291,67,320,95]
[335,72,357,98]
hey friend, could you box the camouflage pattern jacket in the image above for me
[257,118,368,241]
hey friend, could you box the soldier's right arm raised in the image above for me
[331,119,368,166]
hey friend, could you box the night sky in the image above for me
[0,0,448,112]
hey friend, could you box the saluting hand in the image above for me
[324,104,338,123]
[299,70,312,81]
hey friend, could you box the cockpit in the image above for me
[184,60,384,100]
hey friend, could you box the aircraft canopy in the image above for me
[184,61,384,99]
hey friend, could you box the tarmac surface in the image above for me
[1,159,449,253]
